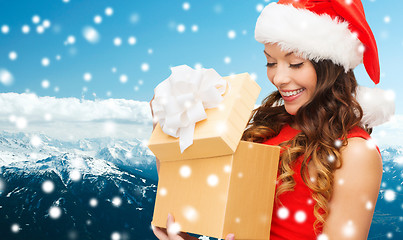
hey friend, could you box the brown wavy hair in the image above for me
[242,59,368,234]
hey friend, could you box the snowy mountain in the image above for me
[0,131,159,240]
[0,131,158,181]
[368,147,403,239]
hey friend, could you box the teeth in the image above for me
[282,88,304,97]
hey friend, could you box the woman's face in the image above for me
[264,43,318,115]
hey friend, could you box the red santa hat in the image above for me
[255,0,380,84]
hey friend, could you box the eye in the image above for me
[266,62,276,68]
[290,63,304,69]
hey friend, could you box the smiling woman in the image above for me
[239,0,391,239]
[264,43,318,116]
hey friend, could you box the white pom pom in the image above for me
[355,86,395,128]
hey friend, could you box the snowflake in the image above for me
[228,30,236,39]
[32,15,40,24]
[49,206,62,219]
[183,2,190,11]
[94,15,102,24]
[179,165,192,178]
[42,180,55,193]
[277,207,289,219]
[177,24,185,33]
[105,7,113,16]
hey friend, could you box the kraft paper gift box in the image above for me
[148,72,280,240]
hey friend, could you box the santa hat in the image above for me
[255,0,380,84]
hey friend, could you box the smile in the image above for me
[280,88,305,97]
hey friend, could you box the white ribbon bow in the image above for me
[151,65,228,153]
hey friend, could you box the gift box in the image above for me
[148,71,280,240]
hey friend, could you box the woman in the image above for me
[153,0,388,239]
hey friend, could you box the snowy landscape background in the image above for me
[1,0,402,239]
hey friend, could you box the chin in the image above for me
[284,106,298,115]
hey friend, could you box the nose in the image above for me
[270,65,291,87]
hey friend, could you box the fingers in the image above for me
[150,95,155,117]
[166,213,185,240]
[150,95,157,130]
[225,233,235,240]
[152,225,169,240]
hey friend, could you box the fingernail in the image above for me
[227,233,235,240]
[167,213,172,220]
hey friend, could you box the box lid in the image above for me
[148,73,261,161]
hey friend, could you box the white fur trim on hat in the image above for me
[255,3,364,71]
[355,86,395,128]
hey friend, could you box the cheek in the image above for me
[267,70,274,85]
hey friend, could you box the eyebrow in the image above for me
[264,50,294,58]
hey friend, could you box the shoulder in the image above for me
[322,137,383,238]
[341,137,382,170]
[337,137,383,192]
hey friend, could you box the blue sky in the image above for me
[0,0,402,145]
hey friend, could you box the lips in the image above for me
[279,88,305,103]
[280,88,305,97]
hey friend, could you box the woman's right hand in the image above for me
[152,213,235,240]
[150,95,157,131]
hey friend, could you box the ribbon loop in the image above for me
[152,65,228,153]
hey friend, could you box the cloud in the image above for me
[0,93,153,141]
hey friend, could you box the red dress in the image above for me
[263,124,380,239]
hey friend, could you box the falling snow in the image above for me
[41,58,50,67]
[36,25,44,34]
[141,63,149,72]
[114,37,122,46]
[42,79,50,88]
[177,24,185,33]
[94,15,102,24]
[119,74,128,83]
[49,206,62,219]
[105,7,113,16]
[15,117,28,129]
[43,19,51,28]
[112,196,122,207]
[183,2,190,11]
[111,232,121,240]
[42,180,55,193]
[277,206,289,219]
[2,24,10,34]
[256,4,264,12]
[32,15,40,24]
[128,36,136,45]
[11,223,20,233]
[343,220,356,237]
[317,234,329,240]
[83,72,92,82]
[69,170,82,181]
[207,174,219,186]
[89,198,98,207]
[22,25,30,34]
[67,35,76,44]
[83,26,100,43]
[294,210,307,223]
[30,135,42,147]
[0,69,14,85]
[182,205,199,221]
[384,189,396,202]
[179,165,191,178]
[167,222,181,235]
[227,30,236,39]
